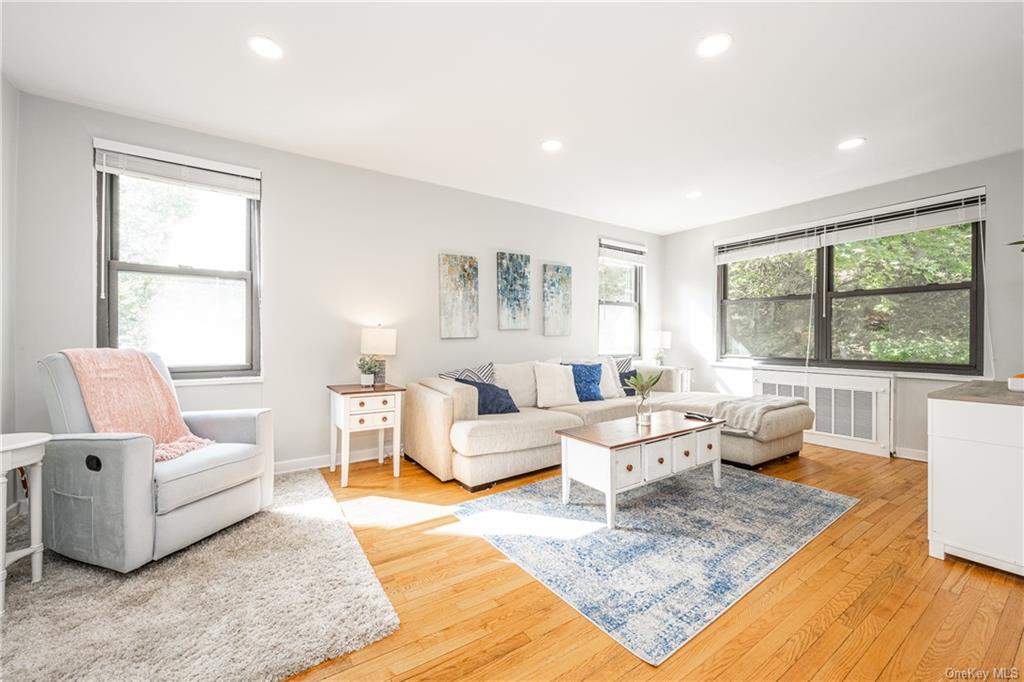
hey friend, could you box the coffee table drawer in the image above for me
[643,438,672,481]
[615,446,643,490]
[672,433,697,471]
[697,428,720,465]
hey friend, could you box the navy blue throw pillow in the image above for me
[620,369,638,396]
[564,363,604,402]
[455,378,519,415]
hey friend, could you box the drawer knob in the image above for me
[382,416,388,422]
[707,443,714,450]
[625,464,633,472]
[658,457,664,465]
[359,401,365,407]
[358,418,365,425]
[382,399,388,406]
[684,450,690,457]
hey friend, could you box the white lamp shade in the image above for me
[658,331,672,349]
[361,327,397,356]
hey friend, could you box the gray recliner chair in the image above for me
[37,352,274,573]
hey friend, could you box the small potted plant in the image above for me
[625,371,663,426]
[357,355,384,387]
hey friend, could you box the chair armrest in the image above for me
[182,408,272,444]
[43,433,156,573]
[182,409,274,508]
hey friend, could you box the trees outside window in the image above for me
[719,222,982,373]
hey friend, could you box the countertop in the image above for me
[928,380,1024,407]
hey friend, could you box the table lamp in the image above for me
[656,331,672,365]
[360,326,397,386]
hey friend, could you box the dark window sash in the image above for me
[96,170,262,379]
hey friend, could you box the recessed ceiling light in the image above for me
[837,137,866,151]
[541,139,563,153]
[685,190,703,200]
[248,36,283,60]
[696,33,733,58]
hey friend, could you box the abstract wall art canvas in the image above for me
[542,263,572,336]
[438,253,479,338]
[496,251,530,330]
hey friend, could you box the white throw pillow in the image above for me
[534,362,580,408]
[493,361,538,408]
[598,356,627,399]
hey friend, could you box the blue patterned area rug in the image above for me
[451,465,857,665]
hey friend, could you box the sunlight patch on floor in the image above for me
[340,495,457,529]
[428,509,604,540]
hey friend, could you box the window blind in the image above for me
[714,188,986,265]
[599,237,647,264]
[94,144,261,200]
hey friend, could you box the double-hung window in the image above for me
[95,143,262,379]
[717,191,985,374]
[598,238,645,356]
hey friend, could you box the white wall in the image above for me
[9,91,663,466]
[661,151,1024,454]
[2,77,18,433]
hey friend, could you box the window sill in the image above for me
[709,360,989,383]
[173,376,264,388]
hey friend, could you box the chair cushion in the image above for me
[450,408,583,456]
[154,443,263,514]
[547,397,637,425]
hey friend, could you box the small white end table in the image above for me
[1,432,50,615]
[327,384,405,487]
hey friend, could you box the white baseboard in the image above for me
[274,446,388,474]
[894,446,928,462]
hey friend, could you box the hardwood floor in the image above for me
[292,446,1024,681]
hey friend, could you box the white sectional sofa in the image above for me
[405,364,814,491]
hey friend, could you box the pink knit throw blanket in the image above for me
[62,348,212,461]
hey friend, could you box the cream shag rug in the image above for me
[1,471,399,681]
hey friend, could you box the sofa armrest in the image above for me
[43,433,156,573]
[404,381,465,482]
[418,378,478,421]
[182,408,274,508]
[634,364,682,392]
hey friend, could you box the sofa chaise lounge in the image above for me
[405,365,813,491]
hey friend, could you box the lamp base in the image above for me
[373,360,386,386]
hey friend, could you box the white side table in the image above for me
[1,432,50,615]
[327,384,405,487]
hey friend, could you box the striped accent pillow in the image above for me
[439,362,495,384]
[614,356,633,374]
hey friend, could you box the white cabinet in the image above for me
[927,383,1024,576]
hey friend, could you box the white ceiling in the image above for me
[3,2,1022,235]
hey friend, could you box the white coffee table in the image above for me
[557,412,725,529]
[1,432,50,614]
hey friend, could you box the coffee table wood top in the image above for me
[556,411,725,449]
[327,384,406,395]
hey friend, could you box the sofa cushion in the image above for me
[564,363,603,402]
[547,397,637,425]
[154,443,263,514]
[535,363,580,408]
[450,407,583,456]
[456,378,519,415]
[493,361,538,407]
[439,362,495,384]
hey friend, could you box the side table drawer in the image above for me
[349,411,395,431]
[349,395,397,413]
[615,446,643,490]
